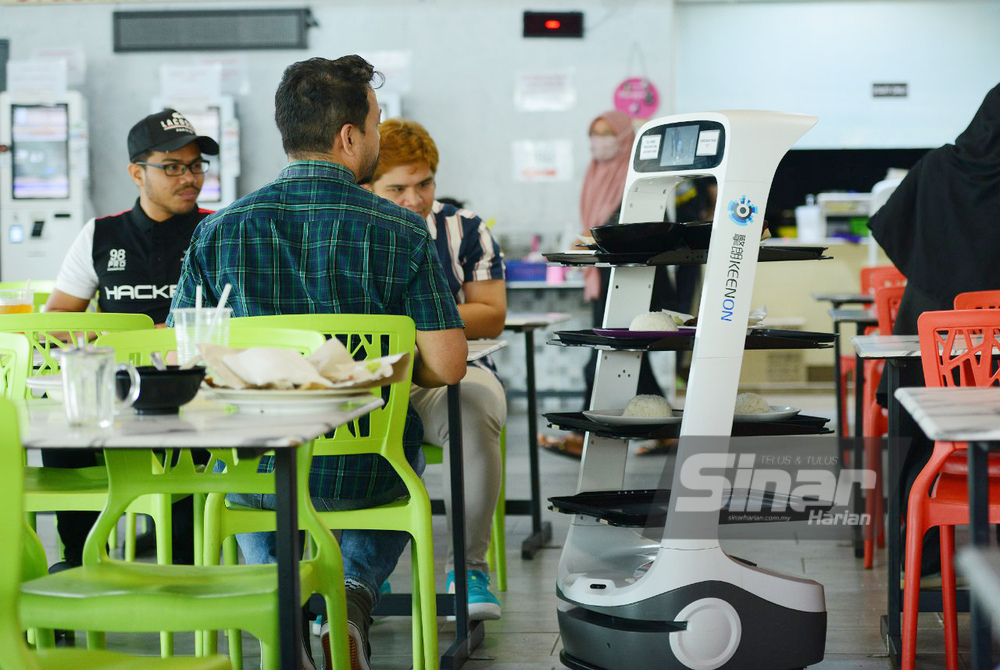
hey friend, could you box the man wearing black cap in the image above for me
[45,108,219,323]
[41,109,219,573]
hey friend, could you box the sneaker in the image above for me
[321,619,370,670]
[301,636,317,670]
[446,569,502,621]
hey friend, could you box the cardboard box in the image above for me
[738,317,807,387]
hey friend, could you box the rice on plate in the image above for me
[628,310,687,332]
[734,392,771,415]
[623,394,674,418]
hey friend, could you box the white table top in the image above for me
[507,281,585,290]
[467,339,507,362]
[18,396,383,450]
[504,313,572,330]
[851,334,921,359]
[829,308,877,324]
[813,292,873,304]
[895,387,1000,441]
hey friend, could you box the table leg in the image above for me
[273,447,303,670]
[969,442,992,669]
[833,320,844,443]
[441,382,482,669]
[853,352,865,559]
[522,327,552,560]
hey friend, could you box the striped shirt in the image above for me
[425,200,505,374]
[169,161,463,502]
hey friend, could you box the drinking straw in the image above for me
[195,285,202,310]
[203,283,232,344]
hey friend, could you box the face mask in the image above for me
[590,135,620,162]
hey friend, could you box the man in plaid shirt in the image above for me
[170,55,467,670]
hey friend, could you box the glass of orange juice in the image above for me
[0,288,34,314]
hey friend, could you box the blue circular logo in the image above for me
[728,196,757,226]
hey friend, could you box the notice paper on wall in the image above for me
[512,139,573,182]
[160,64,222,104]
[30,47,86,88]
[515,68,576,112]
[195,56,250,96]
[7,59,67,97]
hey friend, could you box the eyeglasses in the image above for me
[134,160,211,177]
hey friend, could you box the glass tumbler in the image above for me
[172,308,232,366]
[54,346,140,428]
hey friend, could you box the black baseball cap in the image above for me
[127,109,220,162]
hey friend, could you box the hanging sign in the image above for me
[614,77,659,119]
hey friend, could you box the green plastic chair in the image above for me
[18,438,351,669]
[95,326,329,564]
[211,314,437,670]
[95,328,325,565]
[0,314,156,568]
[92,325,328,658]
[0,313,154,380]
[0,332,31,400]
[422,426,507,592]
[0,399,233,670]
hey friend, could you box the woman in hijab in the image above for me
[869,82,1000,334]
[868,82,1000,578]
[540,110,667,458]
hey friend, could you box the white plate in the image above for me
[201,387,370,413]
[583,409,682,426]
[733,406,801,422]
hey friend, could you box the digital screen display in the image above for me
[659,124,700,168]
[12,104,70,200]
[179,107,222,203]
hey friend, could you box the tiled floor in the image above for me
[33,392,983,668]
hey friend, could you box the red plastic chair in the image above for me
[860,285,907,568]
[903,309,1000,670]
[954,290,1000,310]
[836,267,906,446]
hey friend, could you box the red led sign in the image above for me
[523,11,583,38]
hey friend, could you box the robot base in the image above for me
[557,581,825,670]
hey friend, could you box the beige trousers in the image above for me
[410,366,506,573]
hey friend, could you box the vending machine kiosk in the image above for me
[151,96,238,209]
[0,90,90,281]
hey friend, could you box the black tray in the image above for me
[542,245,830,267]
[551,328,835,351]
[549,488,832,527]
[544,411,833,439]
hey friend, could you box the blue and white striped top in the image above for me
[425,200,505,375]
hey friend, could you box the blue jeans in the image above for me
[223,448,425,606]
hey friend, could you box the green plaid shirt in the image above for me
[170,160,463,502]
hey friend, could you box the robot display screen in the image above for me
[659,123,700,168]
[11,104,70,200]
[180,107,222,203]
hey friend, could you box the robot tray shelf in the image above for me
[550,328,835,351]
[542,245,830,267]
[544,411,833,438]
[549,488,833,528]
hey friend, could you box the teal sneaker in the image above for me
[446,569,501,621]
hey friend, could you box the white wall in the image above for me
[0,0,677,244]
[675,0,1000,149]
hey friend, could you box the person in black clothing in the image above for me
[42,109,219,570]
[868,82,1000,575]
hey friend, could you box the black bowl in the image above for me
[116,365,206,414]
[590,221,685,255]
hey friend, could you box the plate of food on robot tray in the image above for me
[583,395,682,426]
[730,393,801,422]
